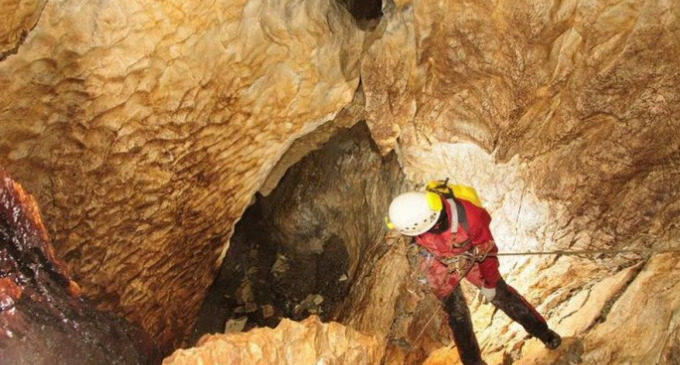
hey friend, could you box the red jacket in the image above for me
[415,196,501,298]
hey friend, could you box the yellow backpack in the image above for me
[425,179,482,207]
[424,179,483,234]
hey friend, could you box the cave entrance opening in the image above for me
[190,122,403,343]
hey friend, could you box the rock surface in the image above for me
[0,0,679,363]
[164,316,381,365]
[0,0,363,351]
[0,169,159,365]
[192,122,406,348]
[0,0,45,59]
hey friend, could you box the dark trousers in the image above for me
[444,279,550,365]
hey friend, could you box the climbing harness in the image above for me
[407,251,477,354]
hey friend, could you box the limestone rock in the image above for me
[223,317,247,334]
[192,123,406,344]
[362,2,680,361]
[361,2,417,155]
[0,0,363,351]
[163,316,381,365]
[0,0,45,58]
[581,253,680,364]
[259,89,366,196]
[551,261,644,337]
[1,0,680,363]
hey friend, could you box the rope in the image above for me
[494,247,680,256]
[406,260,475,354]
[404,245,680,353]
[407,303,441,353]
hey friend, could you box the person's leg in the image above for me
[490,279,561,349]
[444,285,485,365]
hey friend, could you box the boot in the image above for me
[491,280,563,349]
[538,329,562,350]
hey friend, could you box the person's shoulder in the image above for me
[458,198,486,213]
[458,199,492,224]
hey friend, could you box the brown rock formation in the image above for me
[0,0,363,352]
[191,123,407,349]
[0,169,159,364]
[0,0,45,59]
[0,0,679,363]
[163,316,380,365]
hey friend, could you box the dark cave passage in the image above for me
[191,122,403,343]
[190,197,351,342]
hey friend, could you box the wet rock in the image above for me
[0,169,159,364]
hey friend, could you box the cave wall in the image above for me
[0,0,364,351]
[0,169,159,364]
[260,123,403,279]
[0,0,46,59]
[190,122,404,340]
[359,1,680,363]
[364,0,679,241]
[1,0,680,362]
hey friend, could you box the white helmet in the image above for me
[387,191,442,236]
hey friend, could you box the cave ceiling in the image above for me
[1,0,679,363]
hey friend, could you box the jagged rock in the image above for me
[261,304,274,318]
[163,316,381,365]
[271,254,290,276]
[243,302,257,314]
[552,261,644,337]
[580,253,680,363]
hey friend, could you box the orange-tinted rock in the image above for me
[0,0,364,351]
[0,168,159,364]
[0,0,46,58]
[1,0,679,363]
[163,316,380,365]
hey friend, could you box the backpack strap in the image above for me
[446,198,469,233]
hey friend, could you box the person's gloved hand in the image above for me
[479,286,496,304]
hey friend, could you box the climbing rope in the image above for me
[404,245,680,354]
[493,247,680,256]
